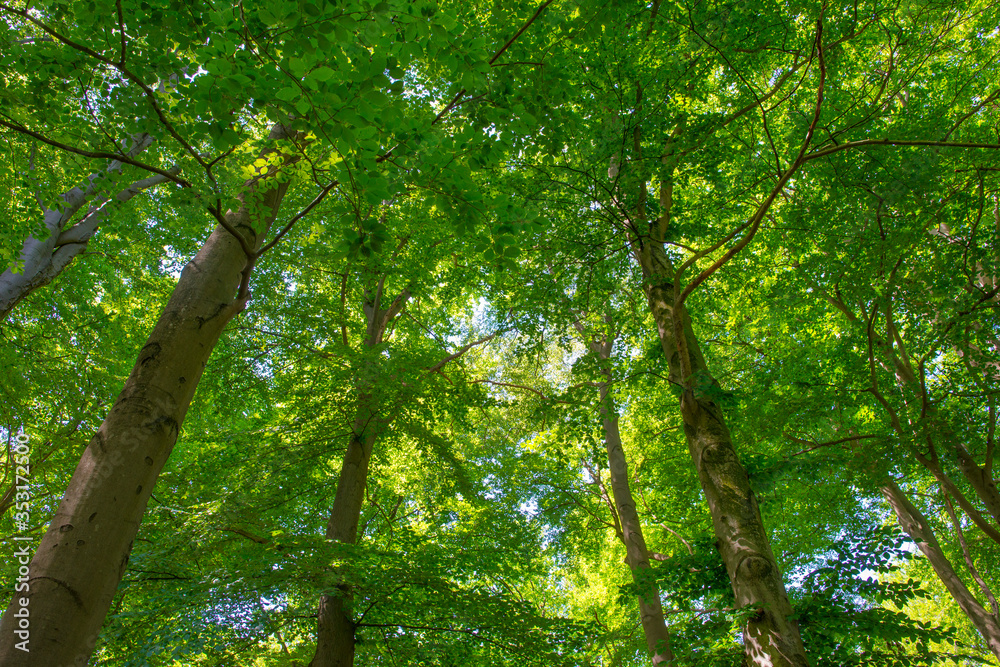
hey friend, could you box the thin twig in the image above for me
[489,0,554,65]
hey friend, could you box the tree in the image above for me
[3,0,1000,665]
[0,134,178,321]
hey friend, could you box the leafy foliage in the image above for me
[2,0,1000,665]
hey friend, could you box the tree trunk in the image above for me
[309,280,409,667]
[0,135,177,322]
[309,428,377,667]
[0,131,292,667]
[881,340,1000,534]
[881,478,1000,660]
[578,323,674,665]
[795,263,1000,632]
[637,242,808,667]
[599,375,675,664]
[915,453,1000,546]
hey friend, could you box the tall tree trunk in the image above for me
[591,336,674,666]
[637,242,808,667]
[309,427,378,667]
[881,478,1000,659]
[0,135,177,322]
[879,338,1000,533]
[600,372,674,667]
[603,413,675,666]
[309,280,409,667]
[796,263,1000,651]
[0,129,292,667]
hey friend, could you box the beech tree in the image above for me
[2,0,1000,666]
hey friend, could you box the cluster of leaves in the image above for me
[3,0,1000,665]
[793,527,963,665]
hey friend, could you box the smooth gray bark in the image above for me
[0,128,292,667]
[578,323,675,666]
[882,478,1000,660]
[0,135,177,321]
[637,241,808,667]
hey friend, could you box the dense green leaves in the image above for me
[3,0,1000,664]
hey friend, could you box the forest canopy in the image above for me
[1,0,1000,665]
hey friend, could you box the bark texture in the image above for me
[583,327,674,666]
[309,279,409,667]
[0,131,291,667]
[0,135,177,321]
[637,242,808,667]
[881,478,1000,660]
